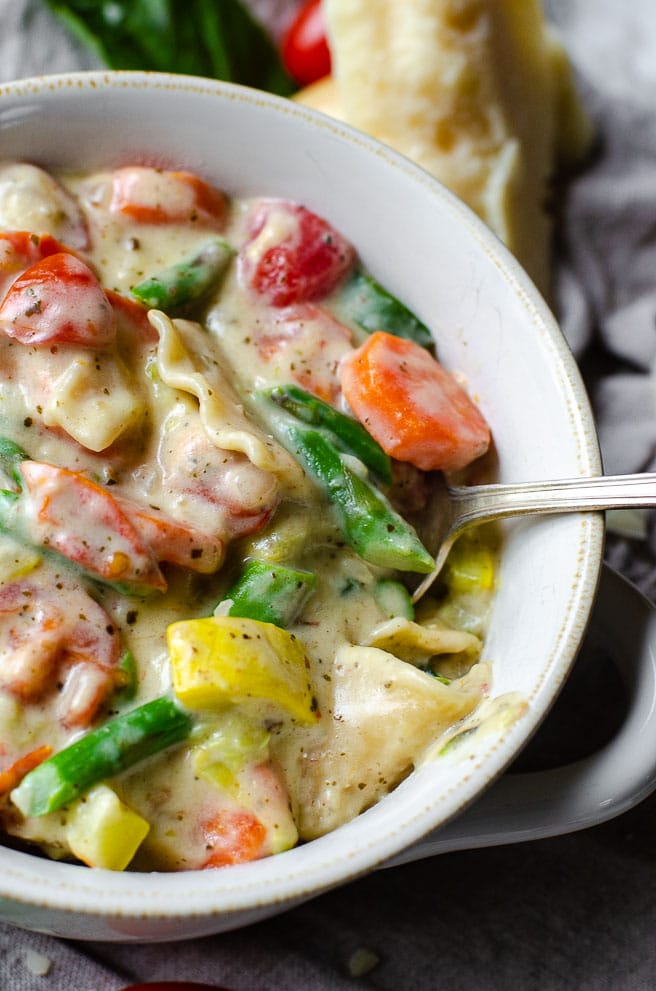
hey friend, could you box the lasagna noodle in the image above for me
[151,310,305,488]
[274,648,489,838]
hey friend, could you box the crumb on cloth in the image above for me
[24,948,52,976]
[347,945,380,977]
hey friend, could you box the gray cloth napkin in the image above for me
[2,2,656,989]
[545,0,656,597]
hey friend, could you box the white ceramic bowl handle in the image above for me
[387,566,656,866]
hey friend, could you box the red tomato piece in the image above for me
[0,252,116,348]
[0,576,123,726]
[340,331,491,472]
[117,498,225,575]
[106,289,159,344]
[158,423,280,542]
[256,302,352,401]
[221,504,275,541]
[19,461,166,592]
[0,231,73,298]
[281,0,332,86]
[239,199,355,307]
[201,808,268,869]
[109,166,227,227]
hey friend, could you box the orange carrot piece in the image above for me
[340,330,490,473]
[201,808,267,868]
[109,167,226,227]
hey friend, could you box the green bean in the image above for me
[131,238,234,312]
[223,559,316,628]
[261,408,434,574]
[263,384,392,483]
[332,270,435,351]
[374,578,415,620]
[0,437,28,489]
[11,696,193,817]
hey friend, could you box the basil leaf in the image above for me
[45,0,295,96]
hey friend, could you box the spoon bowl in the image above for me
[414,471,656,600]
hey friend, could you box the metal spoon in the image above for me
[412,471,656,601]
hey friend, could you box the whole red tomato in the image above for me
[281,0,331,86]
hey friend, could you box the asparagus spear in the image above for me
[11,696,193,817]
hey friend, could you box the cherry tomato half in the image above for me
[281,0,331,87]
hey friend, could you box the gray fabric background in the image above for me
[1,1,656,988]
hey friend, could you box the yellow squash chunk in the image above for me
[65,784,150,871]
[168,616,318,724]
[445,537,496,593]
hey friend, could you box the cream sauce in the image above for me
[0,163,501,870]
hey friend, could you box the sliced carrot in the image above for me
[201,808,267,868]
[109,166,227,227]
[0,745,53,798]
[340,331,490,473]
[0,252,116,348]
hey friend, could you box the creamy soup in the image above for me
[0,161,497,871]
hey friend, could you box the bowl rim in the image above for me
[0,70,604,922]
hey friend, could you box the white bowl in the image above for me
[0,71,605,941]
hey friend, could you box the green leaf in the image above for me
[45,0,295,96]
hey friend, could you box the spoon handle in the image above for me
[412,472,656,603]
[451,472,656,527]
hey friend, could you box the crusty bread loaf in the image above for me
[295,0,593,296]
